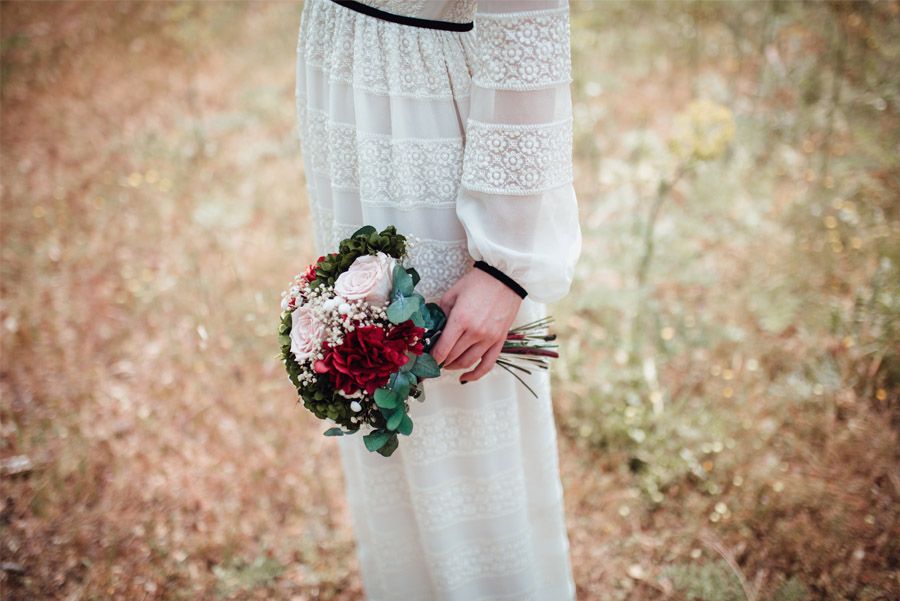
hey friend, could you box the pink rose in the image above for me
[290,305,325,362]
[333,251,397,305]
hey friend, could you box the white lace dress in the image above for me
[294,1,581,599]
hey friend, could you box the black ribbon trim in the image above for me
[473,260,528,300]
[328,0,474,32]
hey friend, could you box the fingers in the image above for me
[430,317,463,366]
[460,338,505,383]
[444,339,490,370]
[441,332,480,369]
[437,284,459,317]
[431,295,458,366]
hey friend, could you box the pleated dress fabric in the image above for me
[294,1,581,599]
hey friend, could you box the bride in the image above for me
[295,0,582,598]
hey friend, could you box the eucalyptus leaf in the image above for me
[420,302,447,332]
[407,267,421,287]
[363,430,390,452]
[392,263,415,297]
[323,427,344,436]
[411,352,441,379]
[376,434,399,457]
[386,408,404,430]
[387,294,421,324]
[391,371,411,400]
[397,414,413,436]
[374,387,400,409]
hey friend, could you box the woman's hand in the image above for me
[430,267,523,384]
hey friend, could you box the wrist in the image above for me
[472,260,528,300]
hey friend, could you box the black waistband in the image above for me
[328,0,474,32]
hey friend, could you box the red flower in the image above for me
[302,255,327,283]
[315,325,410,395]
[386,320,427,356]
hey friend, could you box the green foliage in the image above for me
[772,578,809,601]
[370,369,420,445]
[559,2,899,598]
[311,225,407,289]
[377,432,399,457]
[397,413,413,436]
[390,370,414,399]
[363,429,390,452]
[406,266,421,287]
[290,362,359,433]
[391,262,415,297]
[419,302,447,344]
[363,428,401,457]
[386,264,423,324]
[374,387,399,409]
[386,408,404,431]
[561,0,899,513]
[411,353,440,379]
[386,293,421,324]
[278,310,303,389]
[213,556,285,598]
[663,560,745,601]
[665,562,810,601]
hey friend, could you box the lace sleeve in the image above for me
[455,0,582,304]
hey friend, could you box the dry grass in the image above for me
[1,2,898,600]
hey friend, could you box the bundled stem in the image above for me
[492,316,560,398]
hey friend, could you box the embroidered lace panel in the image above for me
[402,394,520,465]
[298,0,474,99]
[461,117,574,195]
[472,6,573,91]
[430,529,535,590]
[299,103,464,209]
[357,439,562,534]
[403,236,472,301]
[357,134,464,208]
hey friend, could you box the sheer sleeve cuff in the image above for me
[472,260,529,299]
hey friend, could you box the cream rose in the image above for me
[289,305,325,362]
[333,251,397,305]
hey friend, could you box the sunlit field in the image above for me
[1,2,897,600]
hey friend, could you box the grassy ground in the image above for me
[1,1,897,600]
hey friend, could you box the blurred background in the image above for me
[1,1,897,599]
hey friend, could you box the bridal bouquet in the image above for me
[278,225,558,457]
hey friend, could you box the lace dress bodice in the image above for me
[297,0,581,304]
